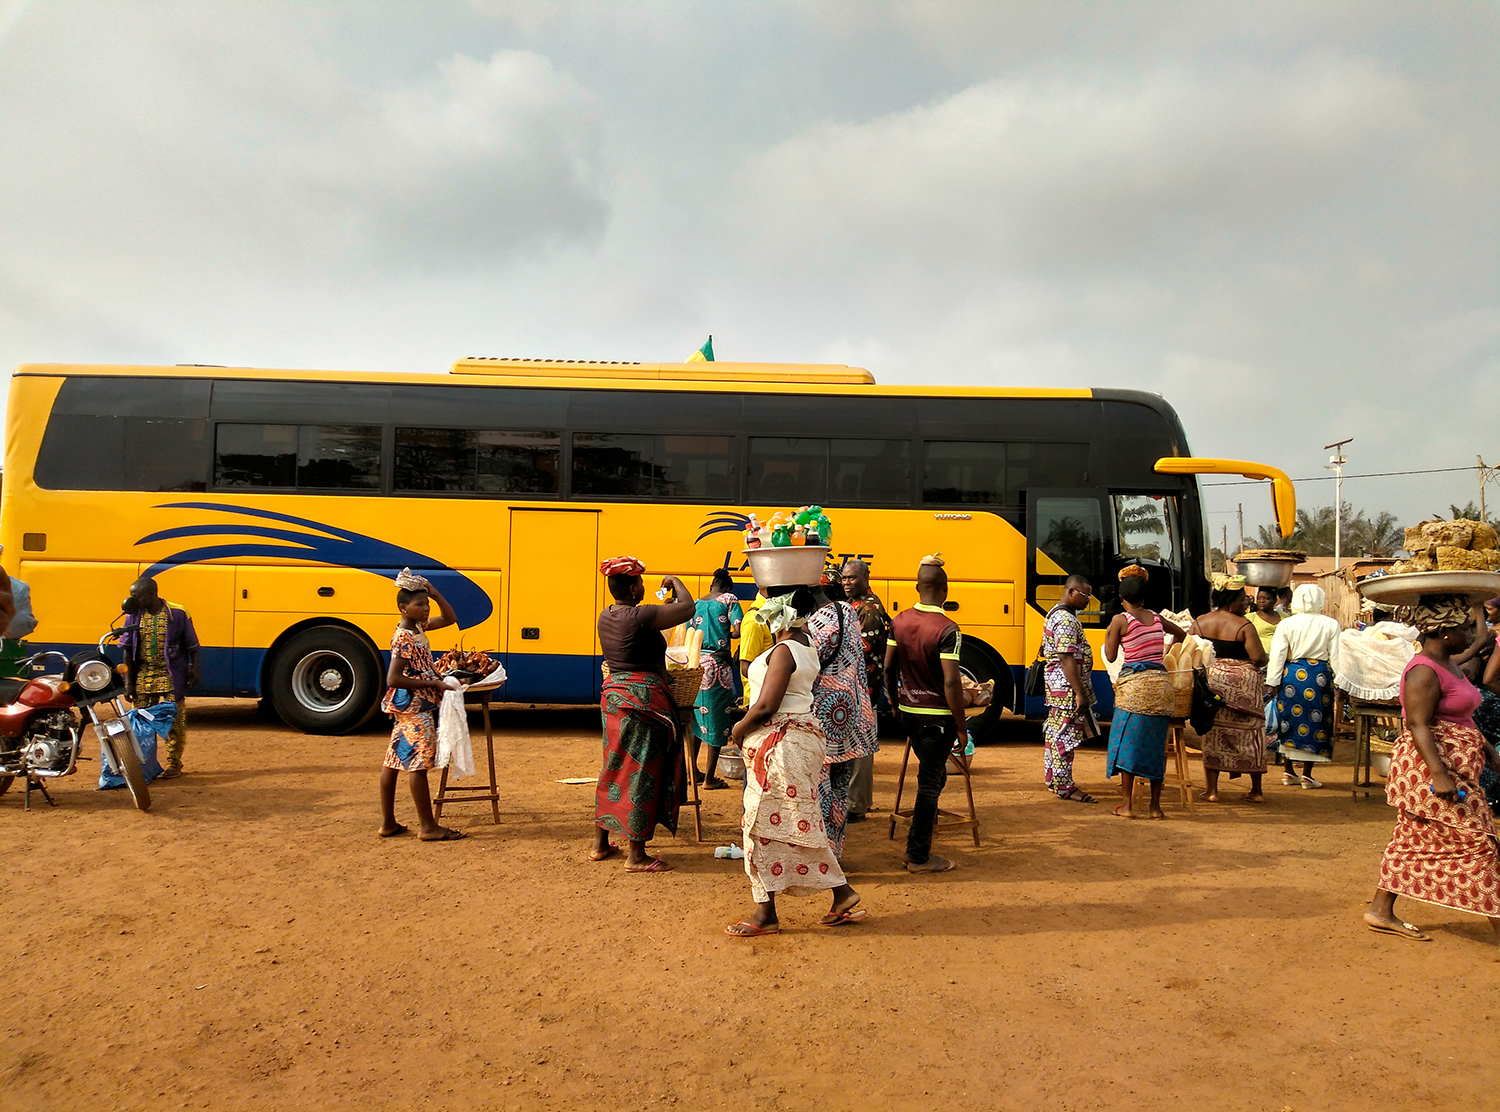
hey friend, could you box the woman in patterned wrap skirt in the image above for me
[1365,595,1500,945]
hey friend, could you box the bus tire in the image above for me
[268,626,382,735]
[959,640,1013,745]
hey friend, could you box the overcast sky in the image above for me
[1,1,1496,539]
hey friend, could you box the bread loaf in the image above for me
[1436,546,1500,571]
[1422,520,1475,549]
[1391,553,1434,575]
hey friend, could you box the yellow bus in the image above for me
[1,357,1292,735]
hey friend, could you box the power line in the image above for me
[1201,465,1474,488]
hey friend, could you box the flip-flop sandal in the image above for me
[625,856,672,873]
[1366,920,1431,942]
[379,823,409,838]
[703,778,730,790]
[1062,789,1097,803]
[818,908,869,926]
[1112,805,1135,819]
[726,920,780,937]
[420,829,467,841]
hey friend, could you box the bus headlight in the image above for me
[75,659,113,692]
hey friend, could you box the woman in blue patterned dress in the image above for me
[1267,583,1343,789]
[808,581,879,858]
[690,568,744,789]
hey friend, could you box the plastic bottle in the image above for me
[772,524,791,547]
[791,524,806,546]
[816,513,832,548]
[744,527,761,549]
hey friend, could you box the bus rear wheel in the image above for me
[268,626,382,735]
[959,640,1013,745]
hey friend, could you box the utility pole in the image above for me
[1221,524,1228,561]
[1326,438,1352,571]
[1481,455,1495,523]
[1237,503,1244,554]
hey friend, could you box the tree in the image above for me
[1445,501,1499,528]
[1252,503,1406,558]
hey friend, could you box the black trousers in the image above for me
[902,713,956,864]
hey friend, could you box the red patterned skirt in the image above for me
[1378,721,1500,917]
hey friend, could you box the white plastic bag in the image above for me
[436,688,475,779]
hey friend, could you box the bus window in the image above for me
[922,441,1004,505]
[215,423,297,487]
[214,423,381,490]
[656,436,733,501]
[830,439,910,504]
[748,438,827,504]
[1114,494,1179,567]
[296,426,381,489]
[393,429,560,495]
[1034,497,1103,580]
[1006,442,1089,500]
[572,433,655,497]
[478,431,560,494]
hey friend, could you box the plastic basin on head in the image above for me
[744,546,830,589]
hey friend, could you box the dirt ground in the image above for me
[2,701,1498,1112]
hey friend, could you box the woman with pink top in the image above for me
[1365,594,1500,944]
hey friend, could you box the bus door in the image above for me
[1108,492,1182,615]
[1024,490,1108,712]
[505,508,600,703]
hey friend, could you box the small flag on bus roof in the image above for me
[686,335,714,362]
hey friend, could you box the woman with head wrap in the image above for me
[1267,583,1343,788]
[806,576,879,857]
[726,588,863,935]
[687,568,744,790]
[1102,566,1188,818]
[1364,595,1500,944]
[591,557,696,872]
[1192,574,1270,802]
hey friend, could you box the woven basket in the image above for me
[1167,668,1195,719]
[1113,668,1178,717]
[601,662,705,707]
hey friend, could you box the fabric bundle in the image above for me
[436,689,476,778]
[1334,622,1418,701]
[599,556,646,577]
[394,567,430,591]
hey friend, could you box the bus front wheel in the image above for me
[268,626,382,735]
[959,640,1013,745]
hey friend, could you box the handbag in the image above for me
[1189,668,1224,736]
[1024,650,1046,699]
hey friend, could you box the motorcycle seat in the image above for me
[0,678,28,705]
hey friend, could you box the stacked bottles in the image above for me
[742,506,832,550]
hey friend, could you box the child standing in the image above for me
[378,570,466,841]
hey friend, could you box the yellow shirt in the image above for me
[738,594,771,703]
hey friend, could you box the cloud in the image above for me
[0,6,607,283]
[736,54,1427,276]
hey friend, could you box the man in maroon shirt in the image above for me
[885,555,967,872]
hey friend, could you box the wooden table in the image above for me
[432,688,501,824]
[1349,698,1401,798]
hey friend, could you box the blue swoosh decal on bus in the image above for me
[135,502,493,629]
[697,511,750,543]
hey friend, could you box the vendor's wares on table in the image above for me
[1334,622,1418,702]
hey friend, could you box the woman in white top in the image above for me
[726,588,864,936]
[1267,583,1344,788]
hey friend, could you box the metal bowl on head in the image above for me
[1231,549,1307,589]
[1357,570,1500,608]
[744,546,830,590]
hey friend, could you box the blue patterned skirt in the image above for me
[1106,663,1169,781]
[1276,656,1334,762]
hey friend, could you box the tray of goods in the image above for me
[1360,518,1500,605]
[1229,548,1307,588]
[436,650,507,690]
[741,506,835,588]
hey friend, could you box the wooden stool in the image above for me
[433,689,501,824]
[887,737,981,846]
[1163,720,1195,810]
[1350,698,1401,798]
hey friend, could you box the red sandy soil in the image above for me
[1,700,1497,1112]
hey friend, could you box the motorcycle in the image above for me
[0,624,151,812]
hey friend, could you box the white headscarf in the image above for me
[1290,583,1325,615]
[752,593,807,636]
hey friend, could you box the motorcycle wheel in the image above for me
[108,736,151,812]
[0,774,11,798]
